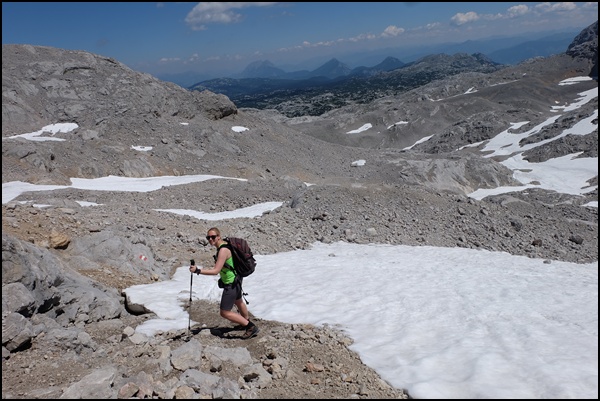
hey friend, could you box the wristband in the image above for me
[195,268,202,275]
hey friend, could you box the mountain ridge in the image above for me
[191,52,504,117]
[157,29,582,87]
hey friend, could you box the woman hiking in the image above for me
[189,227,259,339]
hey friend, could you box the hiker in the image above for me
[189,227,259,339]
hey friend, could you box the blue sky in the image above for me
[2,2,598,78]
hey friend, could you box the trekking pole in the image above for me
[188,259,195,333]
[241,282,249,305]
[238,276,249,305]
[188,272,193,333]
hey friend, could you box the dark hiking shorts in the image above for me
[220,278,243,311]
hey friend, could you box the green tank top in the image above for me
[217,244,236,284]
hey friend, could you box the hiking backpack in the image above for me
[224,237,256,277]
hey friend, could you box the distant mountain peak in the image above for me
[311,58,351,79]
[239,59,286,79]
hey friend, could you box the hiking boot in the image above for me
[232,324,245,331]
[241,324,259,339]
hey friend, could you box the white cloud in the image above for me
[535,2,578,13]
[185,2,278,31]
[381,25,405,38]
[450,11,480,26]
[506,4,530,17]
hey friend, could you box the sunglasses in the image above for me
[206,235,218,241]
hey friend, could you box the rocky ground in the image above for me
[2,174,596,399]
[2,296,408,399]
[2,35,597,399]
